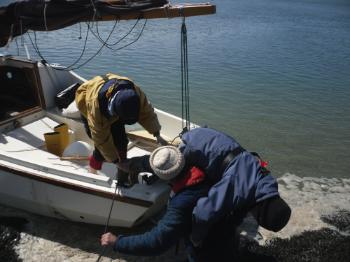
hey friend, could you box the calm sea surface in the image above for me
[1,0,350,178]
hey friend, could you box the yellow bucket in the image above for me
[44,123,70,156]
[44,131,62,156]
[54,123,69,155]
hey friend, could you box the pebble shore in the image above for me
[1,208,349,262]
[1,174,350,261]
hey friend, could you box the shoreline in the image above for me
[1,174,350,261]
[0,210,350,262]
[1,209,349,262]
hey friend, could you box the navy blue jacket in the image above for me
[114,183,210,256]
[178,128,280,243]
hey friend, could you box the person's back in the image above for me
[179,127,242,182]
[179,128,278,224]
[179,128,289,249]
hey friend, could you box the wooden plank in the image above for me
[60,156,89,161]
[127,130,181,149]
[95,3,216,21]
[127,131,159,151]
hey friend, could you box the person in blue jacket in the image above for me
[177,127,291,249]
[101,128,291,260]
[100,146,211,259]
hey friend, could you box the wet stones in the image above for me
[0,217,28,262]
[321,209,350,232]
[238,228,350,262]
[0,225,21,262]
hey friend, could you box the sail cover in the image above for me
[0,0,168,47]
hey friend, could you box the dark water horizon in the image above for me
[1,0,350,179]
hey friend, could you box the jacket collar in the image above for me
[172,166,205,194]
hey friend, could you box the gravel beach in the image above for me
[1,174,350,262]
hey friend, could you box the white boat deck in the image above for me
[0,114,167,202]
[0,116,111,185]
[0,58,176,226]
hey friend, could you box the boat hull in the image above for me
[0,166,169,227]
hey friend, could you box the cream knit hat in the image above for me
[149,146,185,180]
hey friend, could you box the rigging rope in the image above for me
[91,18,148,52]
[27,18,146,71]
[180,14,191,131]
[25,1,147,71]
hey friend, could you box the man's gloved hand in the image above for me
[153,131,168,146]
[129,155,151,173]
[115,155,152,187]
[116,160,130,173]
[127,155,151,185]
[155,135,168,146]
[89,155,103,171]
[115,157,148,187]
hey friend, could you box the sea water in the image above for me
[0,0,350,260]
[1,0,349,179]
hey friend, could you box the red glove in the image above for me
[89,155,103,170]
[259,159,268,168]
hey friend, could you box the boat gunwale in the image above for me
[0,107,42,126]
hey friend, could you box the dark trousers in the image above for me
[193,215,241,262]
[81,115,128,162]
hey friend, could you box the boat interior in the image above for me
[0,57,41,122]
[0,55,183,191]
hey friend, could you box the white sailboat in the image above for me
[0,0,215,227]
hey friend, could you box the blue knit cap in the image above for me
[108,89,140,124]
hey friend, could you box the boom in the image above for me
[0,1,216,47]
[97,3,216,20]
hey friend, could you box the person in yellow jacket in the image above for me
[75,73,167,183]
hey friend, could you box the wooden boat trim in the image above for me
[92,3,216,21]
[0,163,153,208]
[0,57,46,125]
[0,107,42,126]
[33,62,47,109]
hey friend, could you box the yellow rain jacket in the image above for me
[75,73,161,162]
